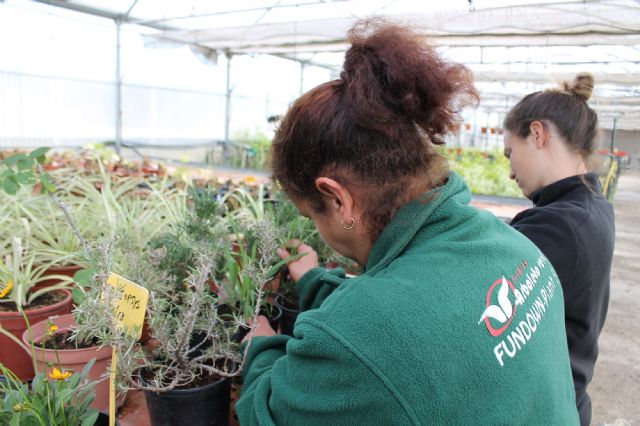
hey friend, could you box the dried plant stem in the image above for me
[48,192,90,258]
[174,258,212,369]
[236,279,267,375]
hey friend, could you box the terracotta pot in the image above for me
[33,264,83,291]
[0,289,73,381]
[22,313,114,412]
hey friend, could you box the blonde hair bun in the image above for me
[567,72,594,101]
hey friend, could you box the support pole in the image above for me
[300,62,306,95]
[224,51,233,165]
[610,117,618,153]
[115,20,122,155]
[471,109,478,147]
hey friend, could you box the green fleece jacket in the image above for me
[237,172,578,425]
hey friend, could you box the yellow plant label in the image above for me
[106,273,148,340]
[105,273,149,426]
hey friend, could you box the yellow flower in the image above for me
[0,280,13,298]
[244,175,257,185]
[49,367,73,381]
[47,325,59,335]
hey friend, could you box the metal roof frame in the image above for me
[24,0,640,131]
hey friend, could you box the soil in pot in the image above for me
[141,365,233,426]
[39,328,100,350]
[0,289,73,381]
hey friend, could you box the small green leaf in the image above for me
[31,373,45,394]
[72,287,85,304]
[20,410,39,422]
[60,388,75,403]
[2,178,19,195]
[80,358,96,378]
[4,153,27,166]
[80,409,99,426]
[66,371,81,390]
[16,158,34,171]
[9,412,21,426]
[266,252,307,279]
[15,172,36,185]
[29,147,50,159]
[40,174,56,193]
[73,269,94,287]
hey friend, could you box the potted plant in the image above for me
[104,184,279,425]
[35,173,190,410]
[16,193,93,289]
[0,355,100,425]
[263,195,325,334]
[0,147,184,388]
[217,223,284,338]
[21,312,114,412]
[0,150,77,380]
[0,219,75,381]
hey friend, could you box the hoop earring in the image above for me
[341,217,355,230]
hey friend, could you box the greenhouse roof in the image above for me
[31,0,640,130]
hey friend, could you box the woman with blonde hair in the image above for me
[504,73,615,425]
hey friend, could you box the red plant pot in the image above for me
[22,313,116,412]
[33,264,83,291]
[0,289,73,381]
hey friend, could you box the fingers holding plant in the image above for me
[242,315,276,345]
[276,240,318,282]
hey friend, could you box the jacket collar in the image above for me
[530,173,601,207]
[365,172,471,275]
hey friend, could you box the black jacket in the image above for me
[511,173,615,424]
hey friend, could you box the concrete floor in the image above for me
[591,170,640,425]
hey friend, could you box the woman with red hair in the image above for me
[237,19,579,425]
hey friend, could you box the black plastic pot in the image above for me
[274,293,300,337]
[142,373,232,426]
[266,303,283,331]
[94,412,119,425]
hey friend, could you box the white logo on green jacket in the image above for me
[478,254,561,367]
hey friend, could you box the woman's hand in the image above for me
[242,315,276,345]
[278,240,319,282]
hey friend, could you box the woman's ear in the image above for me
[315,177,354,218]
[529,121,549,149]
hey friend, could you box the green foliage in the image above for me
[0,148,55,195]
[206,128,272,170]
[147,185,226,291]
[0,219,74,308]
[0,359,99,426]
[440,147,523,198]
[17,196,89,267]
[185,186,226,239]
[266,194,351,267]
